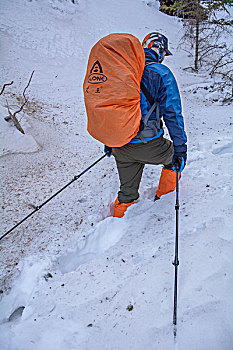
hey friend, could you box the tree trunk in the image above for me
[194,0,200,70]
[194,19,199,70]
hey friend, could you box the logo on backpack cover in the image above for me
[88,60,107,84]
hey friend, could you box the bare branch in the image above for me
[23,71,34,100]
[4,100,25,134]
[4,71,34,134]
[210,59,233,77]
[214,70,233,83]
[13,100,27,118]
[13,71,34,119]
[0,81,14,95]
[183,66,198,72]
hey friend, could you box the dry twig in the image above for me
[13,71,35,118]
[5,100,25,134]
[0,81,14,95]
[4,71,35,134]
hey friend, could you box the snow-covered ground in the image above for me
[0,0,232,349]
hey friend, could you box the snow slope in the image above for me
[0,0,233,349]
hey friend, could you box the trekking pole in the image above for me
[0,153,107,241]
[172,165,180,339]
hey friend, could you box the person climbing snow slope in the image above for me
[104,32,187,217]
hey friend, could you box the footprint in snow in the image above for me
[57,217,128,273]
[212,142,233,155]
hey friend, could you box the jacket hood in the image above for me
[144,48,159,64]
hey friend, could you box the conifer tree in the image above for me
[160,0,233,102]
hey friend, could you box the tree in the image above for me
[160,1,208,69]
[160,0,233,102]
[160,0,207,19]
[160,1,232,68]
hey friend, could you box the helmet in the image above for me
[142,32,172,62]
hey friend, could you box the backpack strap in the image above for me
[138,81,161,143]
[141,61,160,117]
[141,81,160,120]
[140,81,160,121]
[140,81,154,107]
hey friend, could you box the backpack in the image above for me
[83,33,145,147]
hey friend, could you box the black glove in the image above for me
[104,145,112,157]
[172,151,187,173]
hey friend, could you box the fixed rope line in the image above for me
[1,154,107,241]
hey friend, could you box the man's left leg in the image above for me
[112,145,145,217]
[113,159,145,217]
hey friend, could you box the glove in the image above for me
[104,145,112,157]
[172,151,187,173]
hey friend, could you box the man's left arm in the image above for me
[157,66,187,172]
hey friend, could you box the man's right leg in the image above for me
[133,136,179,200]
[155,167,181,200]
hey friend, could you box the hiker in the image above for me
[104,32,187,218]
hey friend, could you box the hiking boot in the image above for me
[113,198,134,218]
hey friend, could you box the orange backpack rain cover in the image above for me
[83,33,145,147]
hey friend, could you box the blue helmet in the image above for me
[142,32,172,62]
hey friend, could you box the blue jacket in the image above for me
[131,48,187,154]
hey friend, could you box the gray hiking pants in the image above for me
[112,136,174,203]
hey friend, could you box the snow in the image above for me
[0,0,233,349]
